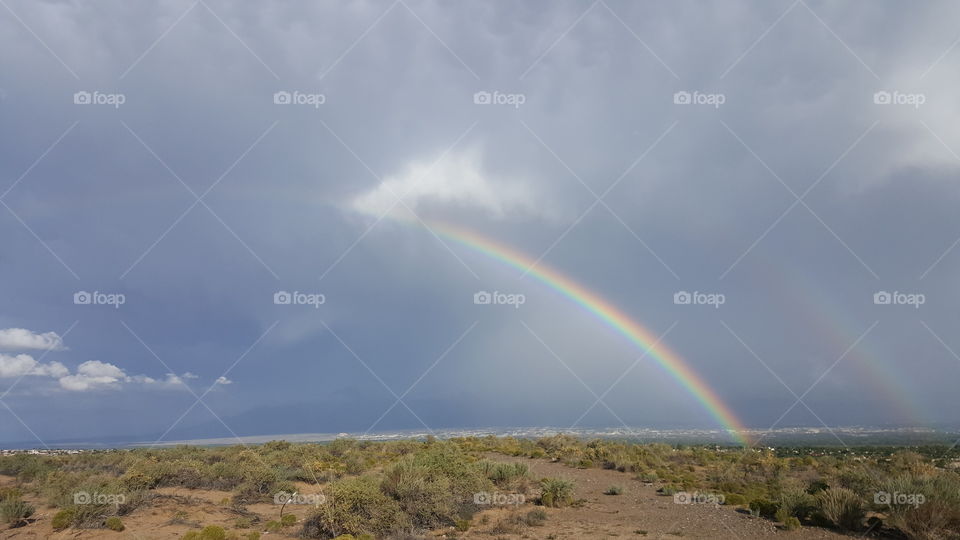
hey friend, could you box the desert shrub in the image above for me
[281,513,297,527]
[539,478,574,508]
[748,498,779,519]
[877,473,960,540]
[658,484,680,496]
[265,520,281,532]
[604,485,623,495]
[806,479,829,494]
[815,487,864,531]
[301,475,409,538]
[245,533,260,540]
[782,516,801,530]
[723,494,746,506]
[776,481,816,521]
[0,487,22,501]
[199,525,227,540]
[454,518,470,531]
[482,462,528,487]
[381,456,454,528]
[0,497,34,526]
[52,508,75,530]
[524,508,548,526]
[636,471,658,483]
[234,516,253,528]
[71,502,112,528]
[105,516,125,531]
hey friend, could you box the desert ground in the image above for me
[2,453,849,540]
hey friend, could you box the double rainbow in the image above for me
[426,220,750,446]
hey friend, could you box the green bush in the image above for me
[280,513,297,526]
[524,508,548,526]
[301,475,409,538]
[604,485,623,495]
[539,478,574,508]
[782,516,801,530]
[815,487,863,531]
[0,497,34,526]
[264,520,281,532]
[483,462,528,487]
[749,498,779,519]
[105,516,125,531]
[380,456,454,528]
[777,481,815,521]
[52,508,75,530]
[199,525,227,540]
[0,487,22,501]
[723,494,746,506]
[877,473,960,540]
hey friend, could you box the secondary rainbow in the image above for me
[425,220,750,446]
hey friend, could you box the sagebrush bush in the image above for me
[51,508,75,530]
[524,508,548,526]
[815,487,863,531]
[539,478,574,508]
[301,475,409,538]
[776,480,815,521]
[105,516,124,531]
[0,497,34,526]
[877,473,960,540]
[380,456,454,528]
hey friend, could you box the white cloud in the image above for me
[58,360,126,391]
[0,328,65,351]
[0,353,68,378]
[350,148,550,221]
[215,376,232,385]
[0,346,193,392]
[57,361,194,392]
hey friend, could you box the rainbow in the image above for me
[764,259,927,426]
[424,220,750,446]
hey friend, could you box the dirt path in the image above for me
[458,454,851,539]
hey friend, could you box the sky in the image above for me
[2,0,960,446]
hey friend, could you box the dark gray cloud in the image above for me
[1,0,959,445]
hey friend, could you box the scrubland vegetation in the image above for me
[0,436,957,539]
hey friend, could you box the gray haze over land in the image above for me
[1,1,959,446]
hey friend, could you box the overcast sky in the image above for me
[2,0,959,445]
